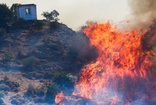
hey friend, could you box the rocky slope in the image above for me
[0,21,97,105]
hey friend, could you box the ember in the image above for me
[55,22,156,105]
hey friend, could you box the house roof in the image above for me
[17,4,36,7]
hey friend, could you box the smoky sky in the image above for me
[1,0,130,30]
[127,0,156,30]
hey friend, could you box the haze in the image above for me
[1,0,130,30]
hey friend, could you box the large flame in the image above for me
[55,22,156,105]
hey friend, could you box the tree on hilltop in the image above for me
[42,10,59,22]
[0,4,13,28]
[10,3,20,21]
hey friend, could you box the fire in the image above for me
[55,91,65,104]
[55,22,156,105]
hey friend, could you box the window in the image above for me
[26,8,30,14]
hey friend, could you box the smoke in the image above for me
[128,0,156,30]
[130,99,146,105]
[67,31,98,64]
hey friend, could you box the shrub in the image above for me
[25,84,45,98]
[10,3,20,21]
[53,72,75,95]
[42,10,59,22]
[0,28,6,38]
[17,17,25,23]
[33,20,43,30]
[49,21,59,29]
[44,82,60,103]
[0,4,13,28]
[25,83,60,103]
[16,18,26,29]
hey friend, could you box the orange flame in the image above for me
[55,91,65,104]
[55,22,155,105]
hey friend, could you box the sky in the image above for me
[1,0,130,30]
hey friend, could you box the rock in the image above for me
[11,95,26,105]
[4,81,19,92]
[0,84,10,91]
[11,99,19,105]
[0,98,4,104]
[14,82,20,87]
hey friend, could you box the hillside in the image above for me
[0,21,97,105]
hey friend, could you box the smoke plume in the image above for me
[128,0,156,30]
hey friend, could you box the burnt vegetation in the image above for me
[0,3,98,104]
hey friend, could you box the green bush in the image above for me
[25,84,45,98]
[24,72,75,102]
[53,72,75,95]
[0,28,6,38]
[25,83,60,103]
[16,18,26,29]
[44,82,60,103]
[49,21,59,29]
[10,3,20,21]
[0,4,13,28]
[42,10,59,22]
[33,20,43,30]
[0,91,4,98]
[45,83,60,96]
[17,17,25,23]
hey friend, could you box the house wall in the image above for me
[17,5,37,20]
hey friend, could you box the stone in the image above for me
[0,84,10,91]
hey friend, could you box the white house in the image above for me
[17,4,37,20]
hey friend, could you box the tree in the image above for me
[42,10,59,22]
[10,3,20,21]
[0,4,13,28]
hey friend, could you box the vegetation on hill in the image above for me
[0,4,13,29]
[42,10,59,22]
[0,3,98,105]
[10,3,21,21]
